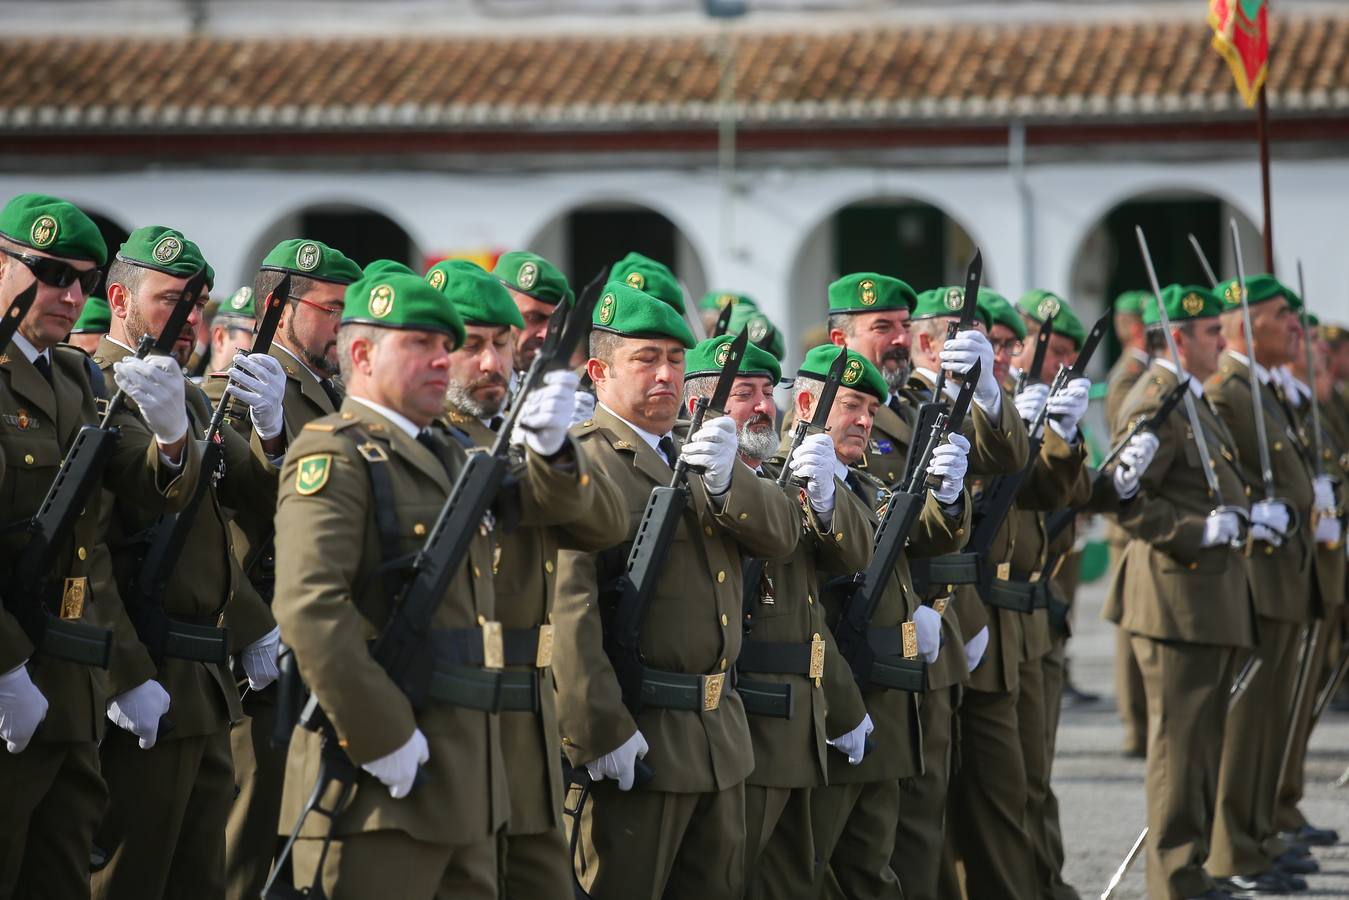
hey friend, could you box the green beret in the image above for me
[260,238,362,285]
[593,281,695,349]
[116,226,214,288]
[978,290,1026,341]
[361,259,417,280]
[0,193,107,265]
[425,259,524,329]
[698,291,757,313]
[1114,290,1150,317]
[70,295,110,334]
[1216,273,1296,311]
[342,272,466,349]
[609,252,685,314]
[828,273,917,314]
[795,344,888,404]
[728,304,786,361]
[1304,312,1320,328]
[494,251,573,307]
[685,336,781,386]
[1017,289,1087,349]
[1142,285,1224,326]
[913,286,992,329]
[215,286,256,321]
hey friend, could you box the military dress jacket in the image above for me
[552,405,801,795]
[1108,363,1254,647]
[1207,352,1316,624]
[95,336,277,738]
[0,346,195,742]
[743,452,871,790]
[453,414,628,835]
[1283,383,1347,614]
[274,399,604,845]
[823,468,969,783]
[1104,348,1151,433]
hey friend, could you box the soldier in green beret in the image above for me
[91,225,287,900]
[552,282,801,900]
[201,237,363,900]
[609,252,686,315]
[67,294,112,354]
[697,290,757,335]
[432,260,626,900]
[492,251,574,372]
[1108,283,1255,898]
[0,194,203,900]
[727,303,786,362]
[1206,274,1322,894]
[362,258,417,280]
[205,286,257,377]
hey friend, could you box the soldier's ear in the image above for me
[795,390,813,422]
[585,357,607,385]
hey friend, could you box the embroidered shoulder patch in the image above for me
[295,453,332,495]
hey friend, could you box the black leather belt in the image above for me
[864,626,927,693]
[909,552,983,594]
[738,679,793,719]
[638,668,730,712]
[431,624,554,668]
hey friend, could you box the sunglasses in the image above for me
[1,246,103,295]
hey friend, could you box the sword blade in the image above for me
[1297,260,1326,475]
[1187,233,1220,288]
[1229,218,1276,499]
[809,345,850,430]
[712,302,734,337]
[1071,307,1114,376]
[0,283,36,353]
[709,329,751,414]
[152,268,208,358]
[250,274,289,357]
[1022,316,1053,389]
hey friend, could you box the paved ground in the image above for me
[1053,577,1349,900]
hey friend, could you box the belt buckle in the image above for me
[61,577,88,619]
[809,634,825,683]
[1028,570,1041,583]
[356,441,388,463]
[534,624,554,668]
[996,562,1011,581]
[902,621,919,660]
[481,620,505,669]
[702,672,725,711]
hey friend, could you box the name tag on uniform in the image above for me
[902,621,919,659]
[61,577,88,619]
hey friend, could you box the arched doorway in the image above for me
[527,200,709,309]
[242,202,421,289]
[786,197,978,367]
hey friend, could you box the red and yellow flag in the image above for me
[1208,0,1270,108]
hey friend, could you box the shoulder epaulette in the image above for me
[571,418,600,437]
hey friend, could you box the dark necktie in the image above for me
[416,430,454,478]
[888,394,905,418]
[32,354,53,386]
[489,416,504,432]
[657,435,677,467]
[318,378,343,410]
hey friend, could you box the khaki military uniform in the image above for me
[1205,352,1315,880]
[552,406,800,900]
[1105,347,1151,755]
[740,451,871,900]
[1106,363,1254,898]
[273,399,605,899]
[451,414,628,900]
[1272,379,1346,835]
[91,337,279,900]
[203,343,343,900]
[0,346,194,899]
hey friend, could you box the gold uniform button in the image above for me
[720,614,729,626]
[1263,546,1273,556]
[77,547,87,560]
[720,658,728,671]
[704,526,714,536]
[580,474,590,487]
[545,560,554,574]
[413,523,427,536]
[473,565,482,577]
[738,512,748,521]
[717,570,726,584]
[807,594,814,605]
[23,454,33,465]
[562,737,574,746]
[956,528,965,536]
[1188,562,1198,571]
[835,532,844,542]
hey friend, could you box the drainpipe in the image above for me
[1009,120,1035,290]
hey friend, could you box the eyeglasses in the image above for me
[1,247,102,295]
[990,339,1024,356]
[295,296,343,318]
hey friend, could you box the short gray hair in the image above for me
[589,329,625,365]
[827,313,854,338]
[336,323,388,383]
[105,258,146,299]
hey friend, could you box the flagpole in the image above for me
[1256,79,1274,274]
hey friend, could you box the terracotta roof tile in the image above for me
[1,15,1346,133]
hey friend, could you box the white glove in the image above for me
[681,415,739,495]
[241,626,281,691]
[1014,383,1049,425]
[113,355,189,444]
[913,605,942,665]
[1313,474,1337,514]
[826,713,874,766]
[964,625,989,672]
[1250,499,1290,546]
[225,351,287,440]
[1315,513,1343,545]
[361,727,429,799]
[940,330,1000,417]
[585,729,649,791]
[926,433,970,505]
[0,662,48,753]
[106,679,171,750]
[1046,377,1091,441]
[789,433,837,518]
[1201,510,1243,548]
[515,370,579,456]
[570,389,596,427]
[1113,432,1160,500]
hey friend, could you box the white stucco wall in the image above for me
[4,153,1343,368]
